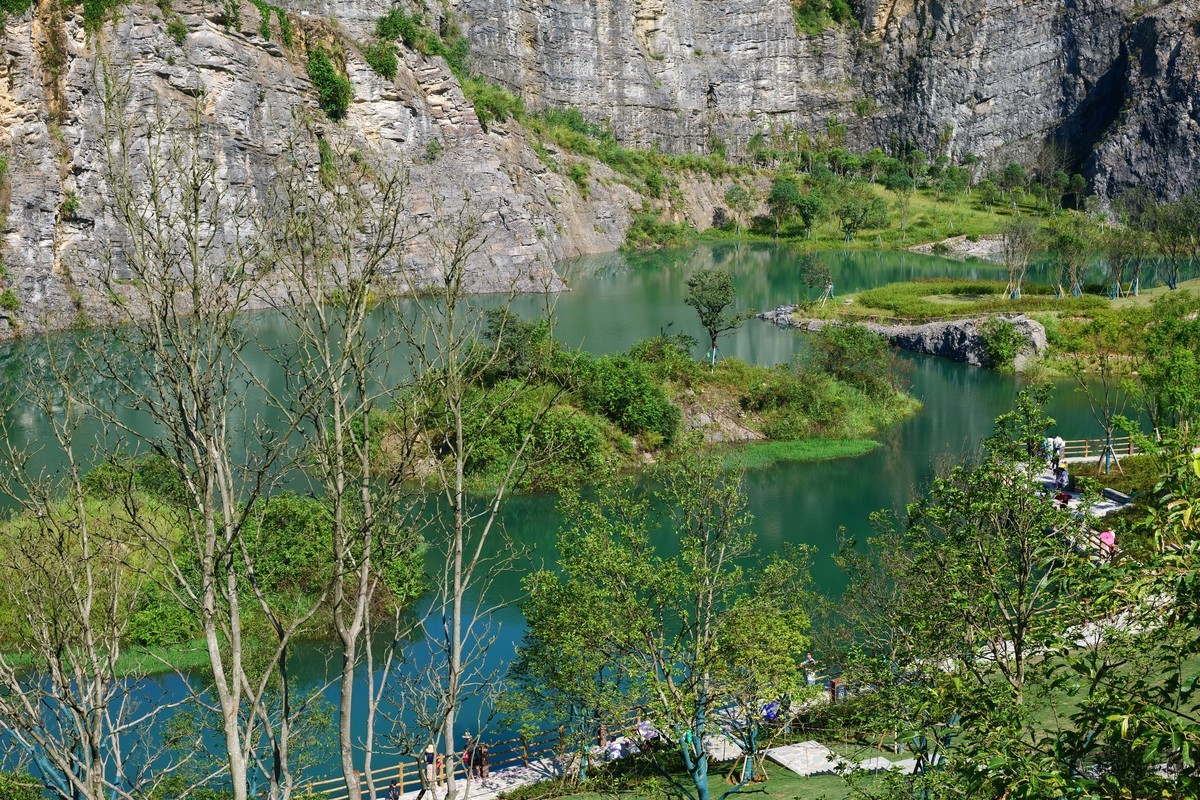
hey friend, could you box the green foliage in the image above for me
[127,587,195,647]
[0,0,34,19]
[244,493,333,597]
[791,0,855,34]
[247,0,292,44]
[361,40,398,80]
[577,355,680,445]
[166,17,187,45]
[317,136,336,186]
[0,772,44,800]
[684,267,753,352]
[0,289,18,313]
[462,77,525,130]
[621,212,694,251]
[978,316,1025,371]
[307,50,353,121]
[82,0,120,31]
[628,332,699,385]
[375,7,420,47]
[566,162,590,195]
[809,323,907,399]
[60,190,80,219]
[852,279,1107,322]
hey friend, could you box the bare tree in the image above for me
[1002,216,1040,300]
[95,66,317,800]
[262,132,428,800]
[387,202,564,800]
[0,343,190,800]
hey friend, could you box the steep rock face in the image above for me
[0,0,652,335]
[1089,2,1200,202]
[455,0,1133,162]
[759,306,1048,369]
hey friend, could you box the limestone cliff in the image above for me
[455,0,1136,165]
[0,0,659,335]
[1089,1,1200,202]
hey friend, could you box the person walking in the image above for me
[477,741,489,780]
[414,743,436,799]
[1052,434,1065,469]
[387,778,401,800]
[462,733,477,780]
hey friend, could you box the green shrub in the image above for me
[578,354,680,444]
[0,0,34,19]
[462,76,525,130]
[245,493,333,595]
[82,0,119,31]
[809,323,906,399]
[0,771,43,800]
[0,288,19,312]
[166,17,187,44]
[127,590,194,647]
[376,7,421,47]
[307,49,353,120]
[978,316,1025,371]
[567,162,590,195]
[621,212,695,251]
[629,333,699,385]
[362,40,398,79]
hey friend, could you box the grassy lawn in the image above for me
[724,439,882,471]
[1109,275,1200,309]
[789,279,1108,324]
[541,770,854,800]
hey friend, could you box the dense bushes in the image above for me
[307,50,353,121]
[791,0,855,34]
[622,212,695,251]
[578,355,681,447]
[979,317,1025,371]
[809,323,907,399]
[362,41,398,80]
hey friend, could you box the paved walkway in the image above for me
[765,741,917,777]
[390,758,560,800]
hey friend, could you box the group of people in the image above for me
[391,734,489,800]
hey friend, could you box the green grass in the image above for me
[724,438,882,470]
[796,279,1110,324]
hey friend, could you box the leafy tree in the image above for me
[798,254,832,303]
[1046,215,1092,297]
[1132,292,1200,434]
[510,449,814,800]
[836,186,887,242]
[684,269,754,365]
[307,49,353,120]
[766,175,802,235]
[722,183,754,236]
[828,389,1105,796]
[794,190,825,238]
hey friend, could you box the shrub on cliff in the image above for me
[307,49,353,121]
[362,40,398,80]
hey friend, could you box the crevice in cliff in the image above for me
[1056,49,1129,172]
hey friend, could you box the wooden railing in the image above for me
[1062,436,1142,461]
[307,727,565,800]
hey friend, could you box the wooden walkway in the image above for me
[307,728,563,800]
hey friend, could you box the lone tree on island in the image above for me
[685,268,754,366]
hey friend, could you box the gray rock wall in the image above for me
[1089,1,1200,203]
[455,0,1134,164]
[0,0,648,335]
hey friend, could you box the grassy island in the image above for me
[373,312,919,492]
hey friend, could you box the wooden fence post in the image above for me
[521,734,529,767]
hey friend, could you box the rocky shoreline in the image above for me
[758,306,1048,370]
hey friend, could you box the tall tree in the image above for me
[264,134,427,800]
[511,450,813,800]
[684,269,753,366]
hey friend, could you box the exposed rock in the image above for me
[457,0,1134,165]
[908,234,1005,263]
[758,306,1048,370]
[0,0,648,337]
[1089,2,1200,203]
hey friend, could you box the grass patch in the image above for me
[725,438,881,470]
[798,279,1109,323]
